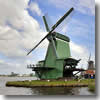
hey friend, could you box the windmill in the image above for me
[87,53,95,70]
[27,8,84,79]
[83,53,95,79]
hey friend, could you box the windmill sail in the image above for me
[43,15,50,32]
[27,7,74,55]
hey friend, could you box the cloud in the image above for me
[48,0,95,16]
[0,59,5,64]
[0,59,33,75]
[78,0,95,15]
[70,41,95,69]
[0,0,48,74]
[0,0,48,58]
[0,0,95,75]
[28,2,43,16]
[70,41,85,54]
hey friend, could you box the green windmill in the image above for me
[27,8,84,79]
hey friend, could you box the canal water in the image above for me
[0,77,95,95]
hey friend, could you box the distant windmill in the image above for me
[87,53,95,70]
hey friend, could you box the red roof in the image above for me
[85,70,95,74]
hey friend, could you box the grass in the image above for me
[88,83,95,92]
[6,79,95,88]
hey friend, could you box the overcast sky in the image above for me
[0,0,95,75]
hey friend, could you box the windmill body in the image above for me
[27,8,84,79]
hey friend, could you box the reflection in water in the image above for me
[30,87,94,95]
[31,87,75,95]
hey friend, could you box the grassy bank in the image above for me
[6,79,95,88]
[88,83,95,92]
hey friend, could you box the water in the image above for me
[0,77,95,95]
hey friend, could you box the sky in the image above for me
[0,0,95,75]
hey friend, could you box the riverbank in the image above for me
[6,79,95,88]
[0,77,94,95]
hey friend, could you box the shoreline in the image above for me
[6,79,95,88]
